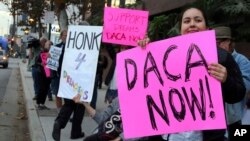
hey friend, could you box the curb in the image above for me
[19,61,46,141]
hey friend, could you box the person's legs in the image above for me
[40,77,51,108]
[52,98,74,140]
[51,76,63,109]
[31,67,40,99]
[98,69,103,89]
[71,103,85,139]
[56,99,75,127]
[36,90,42,108]
[47,86,53,101]
[90,79,98,109]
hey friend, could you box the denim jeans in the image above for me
[31,67,41,96]
[51,76,60,95]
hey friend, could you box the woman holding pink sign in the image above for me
[138,5,246,141]
[35,39,51,110]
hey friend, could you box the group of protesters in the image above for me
[26,3,250,141]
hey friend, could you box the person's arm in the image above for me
[73,94,119,124]
[82,102,96,117]
[218,50,246,104]
[73,94,96,115]
[236,55,250,93]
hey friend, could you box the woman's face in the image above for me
[44,41,52,50]
[61,30,68,43]
[180,8,207,35]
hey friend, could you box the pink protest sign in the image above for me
[40,52,50,77]
[117,30,226,139]
[102,7,149,46]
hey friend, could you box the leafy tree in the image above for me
[213,0,250,41]
[148,0,250,41]
[0,0,50,37]
[28,0,50,37]
[0,0,27,37]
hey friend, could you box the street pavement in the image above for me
[19,60,250,141]
[19,60,109,141]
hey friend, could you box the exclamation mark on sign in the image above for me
[205,76,215,119]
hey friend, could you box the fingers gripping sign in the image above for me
[208,63,227,83]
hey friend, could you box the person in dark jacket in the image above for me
[52,29,86,141]
[138,5,245,141]
[35,40,51,110]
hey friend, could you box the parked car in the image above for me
[0,50,8,68]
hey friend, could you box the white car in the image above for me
[0,50,8,68]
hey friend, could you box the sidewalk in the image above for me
[19,60,250,141]
[19,61,109,141]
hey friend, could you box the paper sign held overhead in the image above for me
[102,7,149,46]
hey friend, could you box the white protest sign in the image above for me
[58,25,103,102]
[46,45,62,70]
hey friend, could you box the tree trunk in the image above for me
[119,0,125,8]
[107,0,112,7]
[54,2,68,31]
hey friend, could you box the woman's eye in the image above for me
[195,19,203,23]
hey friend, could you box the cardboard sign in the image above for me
[102,7,149,46]
[58,25,102,102]
[46,45,62,71]
[117,30,226,139]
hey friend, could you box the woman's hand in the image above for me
[47,53,51,58]
[208,63,227,83]
[72,94,90,107]
[137,34,150,49]
[73,94,81,103]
